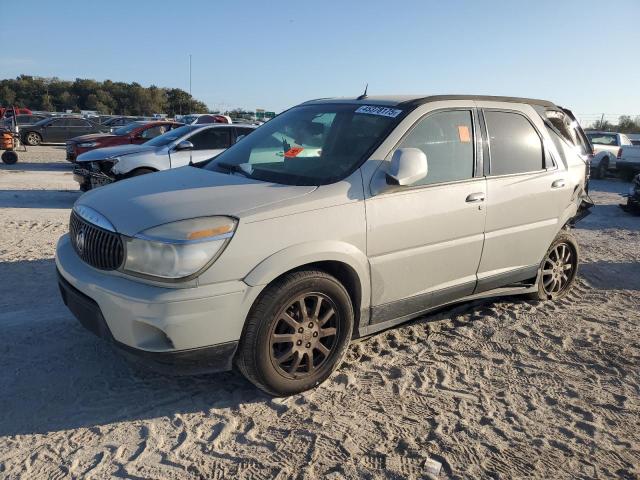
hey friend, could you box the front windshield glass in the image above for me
[113,122,144,136]
[205,104,403,185]
[145,125,198,147]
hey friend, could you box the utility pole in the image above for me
[189,54,192,97]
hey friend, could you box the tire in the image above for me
[24,132,41,146]
[125,168,155,178]
[236,269,354,396]
[529,231,579,301]
[621,169,636,182]
[1,151,18,165]
[591,158,606,179]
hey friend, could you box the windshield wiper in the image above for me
[216,161,251,178]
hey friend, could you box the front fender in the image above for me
[244,240,371,311]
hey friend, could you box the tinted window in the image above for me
[485,111,543,175]
[395,110,474,186]
[50,118,67,127]
[236,127,254,137]
[68,118,89,127]
[189,128,232,149]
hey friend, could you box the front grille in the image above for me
[69,211,124,270]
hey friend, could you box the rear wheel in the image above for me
[530,231,579,301]
[236,270,354,396]
[25,132,41,146]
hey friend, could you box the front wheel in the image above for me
[25,132,42,146]
[530,231,579,301]
[236,270,354,396]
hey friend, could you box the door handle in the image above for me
[551,179,565,189]
[465,192,485,203]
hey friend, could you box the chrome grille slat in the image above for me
[69,211,123,271]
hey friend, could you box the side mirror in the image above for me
[385,148,428,186]
[174,140,194,151]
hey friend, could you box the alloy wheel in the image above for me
[269,293,339,379]
[541,242,576,296]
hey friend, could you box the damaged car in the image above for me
[73,123,255,191]
[57,95,592,396]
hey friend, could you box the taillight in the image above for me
[617,148,622,159]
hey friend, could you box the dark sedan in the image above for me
[21,117,109,145]
[65,120,182,161]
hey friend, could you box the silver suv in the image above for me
[56,95,592,396]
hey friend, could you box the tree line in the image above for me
[0,75,208,116]
[590,116,640,134]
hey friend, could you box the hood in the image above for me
[75,166,317,236]
[69,133,116,144]
[77,143,156,162]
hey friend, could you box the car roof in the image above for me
[302,94,558,108]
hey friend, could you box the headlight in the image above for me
[122,216,237,280]
[78,141,99,148]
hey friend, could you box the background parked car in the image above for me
[101,116,151,131]
[617,144,640,180]
[585,130,633,179]
[65,120,182,161]
[73,124,255,190]
[20,116,109,145]
[0,113,50,129]
[179,114,232,125]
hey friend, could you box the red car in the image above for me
[65,120,182,162]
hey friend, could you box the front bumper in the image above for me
[73,165,114,190]
[56,234,262,373]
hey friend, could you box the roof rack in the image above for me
[398,95,557,108]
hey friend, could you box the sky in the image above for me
[1,0,639,118]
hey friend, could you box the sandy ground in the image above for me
[0,146,639,479]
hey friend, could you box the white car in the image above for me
[73,124,255,190]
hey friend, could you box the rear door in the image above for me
[475,104,570,291]
[67,118,94,139]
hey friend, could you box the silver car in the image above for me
[73,124,256,190]
[56,95,592,396]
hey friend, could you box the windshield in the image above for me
[144,124,199,147]
[205,104,403,185]
[113,122,144,136]
[181,115,198,124]
[587,133,618,146]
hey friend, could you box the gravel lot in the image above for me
[0,146,639,479]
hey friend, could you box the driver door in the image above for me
[169,127,233,167]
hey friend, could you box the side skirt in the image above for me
[357,281,538,338]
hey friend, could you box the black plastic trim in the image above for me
[474,265,538,294]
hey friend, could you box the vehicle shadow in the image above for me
[588,178,631,194]
[0,161,71,172]
[0,258,266,437]
[0,189,80,208]
[580,261,640,291]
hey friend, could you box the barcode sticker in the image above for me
[355,105,403,118]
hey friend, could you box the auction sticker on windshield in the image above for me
[355,105,403,118]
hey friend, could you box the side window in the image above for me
[485,111,544,175]
[67,118,87,127]
[621,135,632,146]
[395,110,475,186]
[51,118,67,127]
[141,125,168,139]
[189,128,232,150]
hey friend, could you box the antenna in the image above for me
[357,83,368,100]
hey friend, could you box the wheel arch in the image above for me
[243,241,371,330]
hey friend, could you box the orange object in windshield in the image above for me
[284,146,304,158]
[457,126,471,143]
